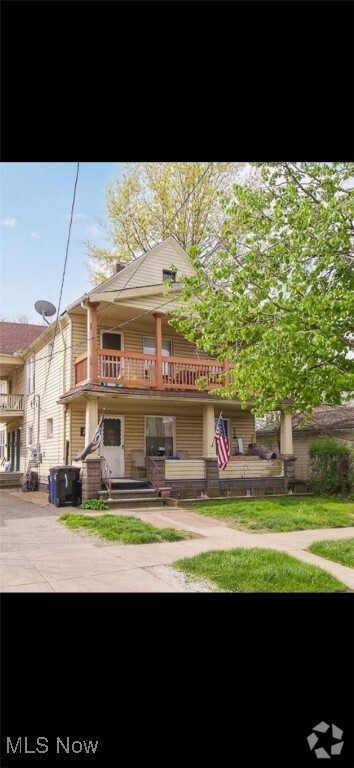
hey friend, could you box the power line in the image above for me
[42,163,80,405]
[23,163,212,372]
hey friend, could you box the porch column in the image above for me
[153,312,163,388]
[85,398,99,453]
[88,302,99,382]
[203,404,216,458]
[280,411,294,457]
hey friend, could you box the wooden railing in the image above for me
[74,353,88,384]
[0,394,24,411]
[74,348,225,390]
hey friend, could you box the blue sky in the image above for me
[0,163,125,323]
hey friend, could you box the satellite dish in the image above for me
[35,300,56,325]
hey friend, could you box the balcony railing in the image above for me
[74,349,225,390]
[0,394,24,411]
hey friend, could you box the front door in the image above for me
[101,416,124,477]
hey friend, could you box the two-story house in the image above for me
[0,238,295,499]
[0,322,44,482]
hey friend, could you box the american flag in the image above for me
[215,414,230,470]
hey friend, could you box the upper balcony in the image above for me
[0,393,24,420]
[74,349,225,391]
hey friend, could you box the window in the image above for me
[145,416,175,457]
[143,337,172,357]
[47,418,53,438]
[162,269,176,282]
[47,340,54,358]
[27,426,33,447]
[0,430,5,459]
[26,357,35,394]
[101,331,122,351]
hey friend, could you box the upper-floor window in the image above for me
[26,357,35,394]
[162,269,176,283]
[143,337,172,357]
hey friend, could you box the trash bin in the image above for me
[48,466,81,507]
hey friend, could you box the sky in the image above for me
[0,162,125,324]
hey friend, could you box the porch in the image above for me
[74,349,224,391]
[0,393,24,420]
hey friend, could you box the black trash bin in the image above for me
[48,466,81,507]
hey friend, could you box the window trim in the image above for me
[100,330,124,351]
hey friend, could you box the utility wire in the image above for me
[24,162,212,371]
[41,162,80,405]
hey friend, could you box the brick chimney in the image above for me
[114,261,125,274]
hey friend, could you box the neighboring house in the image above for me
[0,322,44,473]
[0,238,295,498]
[257,405,354,482]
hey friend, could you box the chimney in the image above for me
[114,261,125,274]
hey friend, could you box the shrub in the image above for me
[80,498,109,511]
[308,437,354,497]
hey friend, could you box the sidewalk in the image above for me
[1,491,353,592]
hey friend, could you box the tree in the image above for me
[170,162,354,415]
[87,162,240,283]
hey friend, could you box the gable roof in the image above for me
[65,236,196,312]
[0,322,44,355]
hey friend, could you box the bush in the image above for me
[308,438,354,497]
[80,498,109,511]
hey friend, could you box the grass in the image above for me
[174,548,349,592]
[60,513,194,544]
[308,538,354,568]
[191,497,354,532]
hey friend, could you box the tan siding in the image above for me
[166,460,206,480]
[70,403,86,465]
[91,240,195,296]
[71,316,87,386]
[219,459,284,479]
[21,327,70,483]
[175,413,203,457]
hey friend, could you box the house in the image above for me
[257,405,354,482]
[0,238,296,499]
[0,322,44,478]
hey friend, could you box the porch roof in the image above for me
[58,381,243,405]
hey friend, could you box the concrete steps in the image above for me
[0,472,22,489]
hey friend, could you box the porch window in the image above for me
[0,430,5,459]
[143,338,172,377]
[26,357,35,394]
[145,416,175,457]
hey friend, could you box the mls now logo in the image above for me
[307,721,344,759]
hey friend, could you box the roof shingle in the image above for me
[0,322,44,355]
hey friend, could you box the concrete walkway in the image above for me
[1,491,353,592]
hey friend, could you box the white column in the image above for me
[280,412,293,456]
[203,404,217,458]
[85,398,99,453]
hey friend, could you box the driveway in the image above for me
[1,491,354,592]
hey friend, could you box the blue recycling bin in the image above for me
[48,466,81,507]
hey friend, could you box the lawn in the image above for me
[174,548,349,592]
[308,538,354,568]
[60,513,194,544]
[190,497,354,532]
